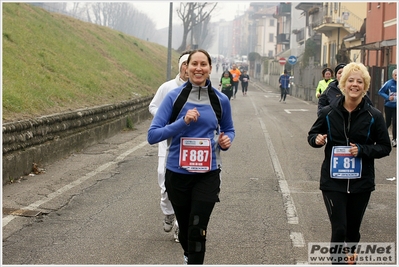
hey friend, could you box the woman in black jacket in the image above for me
[308,62,391,264]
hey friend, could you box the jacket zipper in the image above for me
[344,112,351,193]
[198,87,201,100]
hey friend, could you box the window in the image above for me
[269,33,274,42]
[270,19,274,27]
[330,42,337,65]
[268,50,273,57]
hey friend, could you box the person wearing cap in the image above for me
[315,67,334,99]
[318,63,373,116]
[148,50,191,242]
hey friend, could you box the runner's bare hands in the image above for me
[349,142,358,157]
[218,132,231,149]
[184,107,200,124]
[315,134,327,146]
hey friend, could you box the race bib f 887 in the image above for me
[179,137,212,173]
[330,146,362,179]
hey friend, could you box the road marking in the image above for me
[251,96,307,264]
[290,231,305,247]
[264,95,280,98]
[2,139,149,227]
[284,109,309,114]
[279,180,299,224]
[251,101,299,225]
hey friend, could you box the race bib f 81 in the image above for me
[179,137,212,173]
[330,146,362,179]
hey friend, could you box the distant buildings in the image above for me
[213,2,396,71]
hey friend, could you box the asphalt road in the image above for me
[2,71,397,265]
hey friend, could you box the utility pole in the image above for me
[166,2,173,81]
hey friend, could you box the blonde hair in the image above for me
[339,62,371,93]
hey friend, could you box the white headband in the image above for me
[178,54,189,72]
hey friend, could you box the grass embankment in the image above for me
[2,3,179,122]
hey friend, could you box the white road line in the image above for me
[251,97,307,263]
[290,231,305,247]
[257,116,299,224]
[2,140,149,227]
[250,101,299,223]
[284,109,309,114]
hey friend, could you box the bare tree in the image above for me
[115,5,157,41]
[77,3,157,41]
[192,14,215,50]
[68,3,88,21]
[176,2,217,52]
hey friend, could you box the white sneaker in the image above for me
[174,226,179,243]
[163,214,175,232]
[183,255,188,265]
[392,139,397,147]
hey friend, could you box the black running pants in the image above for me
[384,106,397,140]
[322,190,371,243]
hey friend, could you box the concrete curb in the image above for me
[2,96,153,184]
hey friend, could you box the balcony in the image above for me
[293,28,305,44]
[278,3,291,15]
[310,6,364,36]
[277,33,290,44]
[274,3,291,18]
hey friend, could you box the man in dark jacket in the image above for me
[278,69,290,103]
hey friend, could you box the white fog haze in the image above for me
[132,2,250,30]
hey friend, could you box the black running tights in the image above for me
[384,106,397,140]
[322,190,371,243]
[173,200,215,264]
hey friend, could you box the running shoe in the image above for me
[163,214,175,232]
[174,226,180,243]
[183,255,188,265]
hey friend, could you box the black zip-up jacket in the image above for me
[308,97,391,193]
[317,80,341,116]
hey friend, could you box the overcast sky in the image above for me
[131,1,250,29]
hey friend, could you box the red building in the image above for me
[353,2,397,111]
[361,2,396,67]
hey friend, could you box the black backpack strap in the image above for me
[169,83,192,123]
[207,83,222,123]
